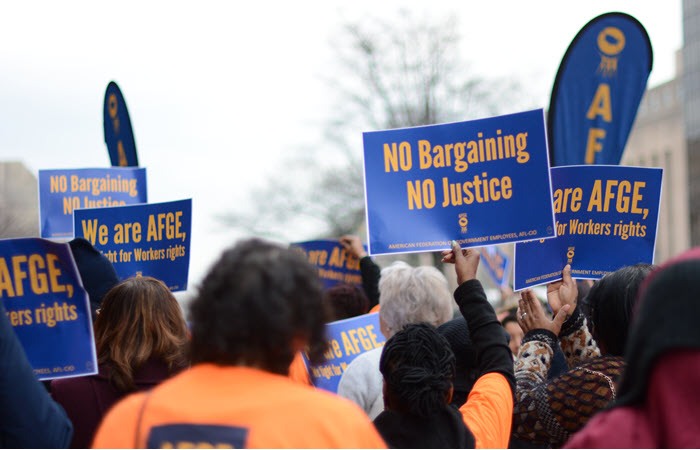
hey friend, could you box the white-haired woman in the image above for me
[337,260,455,419]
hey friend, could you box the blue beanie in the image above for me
[68,238,120,319]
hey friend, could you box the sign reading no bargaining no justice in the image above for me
[363,109,556,256]
[73,199,192,291]
[0,238,97,380]
[38,167,148,239]
[514,165,662,290]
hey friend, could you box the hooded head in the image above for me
[614,247,700,407]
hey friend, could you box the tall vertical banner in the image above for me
[548,12,653,166]
[104,81,139,167]
[0,238,97,380]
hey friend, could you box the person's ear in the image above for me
[380,316,392,339]
[446,384,454,404]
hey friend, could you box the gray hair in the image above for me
[378,261,454,339]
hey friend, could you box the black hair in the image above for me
[188,238,330,374]
[437,317,478,408]
[380,322,455,417]
[323,283,370,321]
[586,263,654,356]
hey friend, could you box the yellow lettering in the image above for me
[28,254,50,295]
[418,140,432,169]
[11,255,28,296]
[328,247,346,268]
[631,182,645,215]
[585,128,606,164]
[357,327,373,351]
[553,187,583,213]
[588,179,603,212]
[341,331,359,356]
[113,222,142,244]
[0,258,16,297]
[586,84,613,122]
[46,254,66,295]
[383,142,412,172]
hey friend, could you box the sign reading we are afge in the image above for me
[290,240,364,290]
[73,199,192,291]
[304,312,386,394]
[514,165,662,290]
[363,109,556,256]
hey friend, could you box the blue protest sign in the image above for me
[514,165,662,290]
[479,246,512,287]
[303,312,385,394]
[38,167,148,239]
[289,240,364,290]
[104,81,140,167]
[363,109,556,255]
[73,199,192,291]
[548,13,652,166]
[0,238,97,380]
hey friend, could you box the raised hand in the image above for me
[339,235,368,259]
[546,264,577,318]
[441,240,480,285]
[517,289,570,336]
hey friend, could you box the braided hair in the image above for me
[379,322,456,417]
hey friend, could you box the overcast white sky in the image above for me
[0,1,683,298]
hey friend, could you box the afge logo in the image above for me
[458,213,468,234]
[147,424,248,449]
[597,26,625,77]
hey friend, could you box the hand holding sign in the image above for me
[546,264,578,318]
[441,240,480,285]
[340,235,368,259]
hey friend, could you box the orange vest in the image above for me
[92,364,386,449]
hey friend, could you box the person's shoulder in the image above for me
[345,347,383,370]
[103,389,148,417]
[564,405,644,448]
[50,373,100,397]
[338,347,383,390]
[296,384,378,421]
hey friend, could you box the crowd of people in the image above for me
[1,233,699,448]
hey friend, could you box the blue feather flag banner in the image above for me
[548,12,652,166]
[103,81,139,167]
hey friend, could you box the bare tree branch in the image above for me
[218,10,532,243]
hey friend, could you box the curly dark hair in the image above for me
[380,322,456,417]
[323,283,370,321]
[188,238,330,374]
